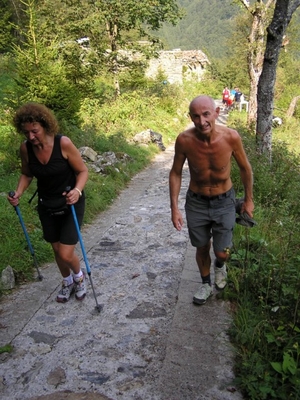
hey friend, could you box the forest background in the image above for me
[1,0,300,399]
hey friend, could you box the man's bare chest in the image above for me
[186,143,231,170]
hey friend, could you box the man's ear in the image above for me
[215,107,220,116]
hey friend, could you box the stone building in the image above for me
[145,49,210,84]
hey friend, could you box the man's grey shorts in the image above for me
[185,188,236,253]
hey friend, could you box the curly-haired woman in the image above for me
[8,102,89,303]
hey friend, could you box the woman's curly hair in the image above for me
[13,103,59,136]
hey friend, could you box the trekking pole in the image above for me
[8,191,43,281]
[66,187,102,313]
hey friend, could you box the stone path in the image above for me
[0,105,243,400]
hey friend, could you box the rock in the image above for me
[47,367,66,387]
[79,146,98,162]
[272,116,283,128]
[1,265,15,290]
[132,129,166,151]
[90,151,133,174]
[79,133,164,177]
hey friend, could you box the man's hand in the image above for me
[241,199,254,218]
[171,209,184,231]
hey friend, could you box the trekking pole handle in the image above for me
[8,190,19,207]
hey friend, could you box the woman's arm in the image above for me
[60,136,88,204]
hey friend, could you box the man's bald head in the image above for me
[189,95,216,113]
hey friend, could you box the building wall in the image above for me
[145,49,210,84]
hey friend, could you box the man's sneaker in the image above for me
[214,264,227,290]
[56,282,75,303]
[193,283,213,305]
[74,276,86,301]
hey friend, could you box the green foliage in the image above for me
[0,0,15,53]
[156,0,240,59]
[33,0,183,96]
[276,51,300,119]
[14,53,81,121]
[182,75,225,102]
[78,76,187,147]
[225,112,300,399]
[0,55,18,107]
[0,126,21,175]
[6,1,82,122]
[0,344,13,354]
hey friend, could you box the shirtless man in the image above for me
[169,95,254,305]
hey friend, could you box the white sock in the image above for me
[73,270,83,282]
[63,274,74,286]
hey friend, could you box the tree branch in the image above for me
[288,0,300,22]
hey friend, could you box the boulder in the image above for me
[78,146,98,162]
[133,129,166,151]
[1,265,15,290]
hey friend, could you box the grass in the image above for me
[224,111,300,399]
[0,344,13,354]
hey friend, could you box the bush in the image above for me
[225,113,300,399]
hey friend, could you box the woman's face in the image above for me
[21,122,45,145]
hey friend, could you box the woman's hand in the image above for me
[63,188,82,205]
[7,191,21,207]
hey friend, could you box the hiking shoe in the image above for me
[214,264,227,290]
[56,282,75,303]
[74,276,86,301]
[193,283,213,305]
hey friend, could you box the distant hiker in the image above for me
[234,88,243,108]
[169,95,254,305]
[227,92,235,111]
[7,102,89,303]
[222,87,230,106]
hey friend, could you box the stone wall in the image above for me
[145,49,210,84]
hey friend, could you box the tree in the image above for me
[90,0,183,96]
[256,0,300,157]
[35,0,183,96]
[236,0,275,128]
[0,0,28,52]
[11,0,82,122]
[0,1,14,53]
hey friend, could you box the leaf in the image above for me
[265,333,276,343]
[283,352,297,375]
[270,362,282,374]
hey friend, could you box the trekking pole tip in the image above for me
[95,304,103,313]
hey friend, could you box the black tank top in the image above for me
[26,135,76,199]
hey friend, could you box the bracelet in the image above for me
[74,187,82,197]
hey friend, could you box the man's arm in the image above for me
[232,133,254,217]
[169,137,186,231]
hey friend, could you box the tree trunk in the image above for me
[106,20,120,97]
[246,4,268,129]
[286,95,300,117]
[256,0,290,158]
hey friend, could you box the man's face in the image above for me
[189,100,219,135]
